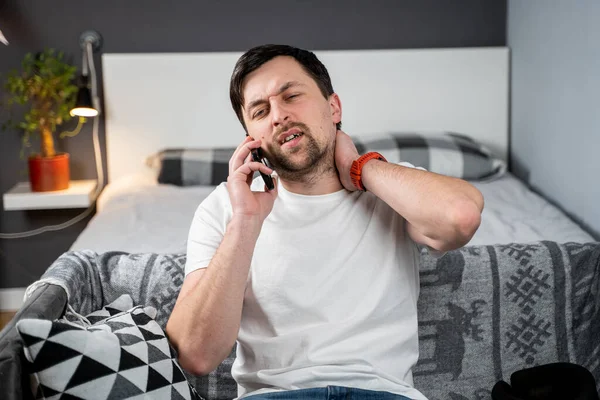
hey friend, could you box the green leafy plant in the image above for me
[1,48,78,159]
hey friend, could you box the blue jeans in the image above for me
[244,386,412,399]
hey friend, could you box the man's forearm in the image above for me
[361,160,484,251]
[167,216,261,375]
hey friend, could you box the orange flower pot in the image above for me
[28,153,70,192]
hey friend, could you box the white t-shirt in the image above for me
[186,176,428,400]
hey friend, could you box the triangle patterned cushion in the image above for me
[16,305,204,400]
[84,294,135,324]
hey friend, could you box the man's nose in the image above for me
[271,101,290,127]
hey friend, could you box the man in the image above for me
[166,44,484,400]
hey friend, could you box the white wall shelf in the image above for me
[2,179,98,211]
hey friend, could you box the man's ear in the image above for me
[329,93,342,125]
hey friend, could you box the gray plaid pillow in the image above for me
[150,148,234,187]
[353,132,506,181]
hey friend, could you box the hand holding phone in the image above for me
[251,147,275,191]
[228,136,277,222]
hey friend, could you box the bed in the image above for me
[70,47,594,254]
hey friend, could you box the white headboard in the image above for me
[102,47,509,182]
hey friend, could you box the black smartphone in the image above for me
[251,147,275,191]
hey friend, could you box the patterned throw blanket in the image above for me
[31,241,600,400]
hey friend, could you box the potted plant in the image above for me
[1,48,78,192]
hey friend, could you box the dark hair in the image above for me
[229,44,341,131]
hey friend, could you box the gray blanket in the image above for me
[33,241,600,400]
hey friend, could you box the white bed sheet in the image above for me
[70,174,216,254]
[469,173,594,245]
[70,173,595,255]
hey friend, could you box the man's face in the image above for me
[241,56,341,181]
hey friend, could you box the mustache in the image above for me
[274,121,310,139]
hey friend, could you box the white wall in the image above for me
[508,0,600,239]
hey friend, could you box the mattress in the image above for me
[70,173,595,254]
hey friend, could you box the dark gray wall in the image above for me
[0,0,507,289]
[508,0,600,239]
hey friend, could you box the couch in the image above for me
[1,241,599,400]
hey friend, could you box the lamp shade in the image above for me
[70,82,98,117]
[0,28,8,45]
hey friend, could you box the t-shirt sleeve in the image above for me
[185,183,232,276]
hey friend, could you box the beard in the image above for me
[266,122,336,184]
